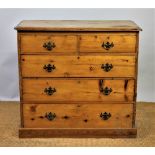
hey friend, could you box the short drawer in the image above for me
[79,33,136,53]
[23,103,133,128]
[21,55,136,78]
[22,79,134,102]
[20,33,77,53]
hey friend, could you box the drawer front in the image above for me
[23,79,134,102]
[20,33,77,53]
[23,103,133,128]
[21,55,135,78]
[79,33,136,53]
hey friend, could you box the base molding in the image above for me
[19,128,137,138]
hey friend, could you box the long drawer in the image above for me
[20,33,136,53]
[23,103,133,128]
[22,79,134,102]
[21,55,136,78]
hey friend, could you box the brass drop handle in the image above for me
[100,112,111,120]
[43,64,56,72]
[43,41,56,51]
[101,63,113,72]
[99,79,112,95]
[102,42,114,50]
[45,112,56,121]
[44,87,56,96]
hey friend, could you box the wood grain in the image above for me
[20,33,77,53]
[22,79,135,102]
[132,32,139,127]
[19,128,137,138]
[21,55,136,77]
[23,103,133,128]
[20,32,137,53]
[17,33,24,127]
[79,33,136,53]
[15,20,142,31]
[15,20,141,138]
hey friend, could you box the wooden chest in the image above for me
[15,20,142,138]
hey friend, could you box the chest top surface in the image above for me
[15,20,142,32]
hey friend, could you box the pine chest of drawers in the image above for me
[15,20,142,138]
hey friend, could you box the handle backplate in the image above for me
[44,87,56,96]
[102,42,114,50]
[45,112,56,121]
[43,64,56,72]
[100,112,111,120]
[101,63,113,72]
[99,80,112,95]
[43,41,56,51]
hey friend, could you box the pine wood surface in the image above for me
[22,79,135,102]
[0,102,154,146]
[23,103,133,128]
[19,128,137,138]
[20,33,77,53]
[15,20,142,31]
[15,20,141,138]
[79,33,136,53]
[20,32,136,53]
[21,55,135,78]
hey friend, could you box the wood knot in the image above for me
[126,114,130,118]
[64,72,70,77]
[48,36,52,39]
[121,59,128,62]
[63,115,69,119]
[124,80,128,91]
[39,116,44,119]
[89,66,94,71]
[84,119,88,122]
[30,106,36,112]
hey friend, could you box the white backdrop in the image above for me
[0,8,154,102]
